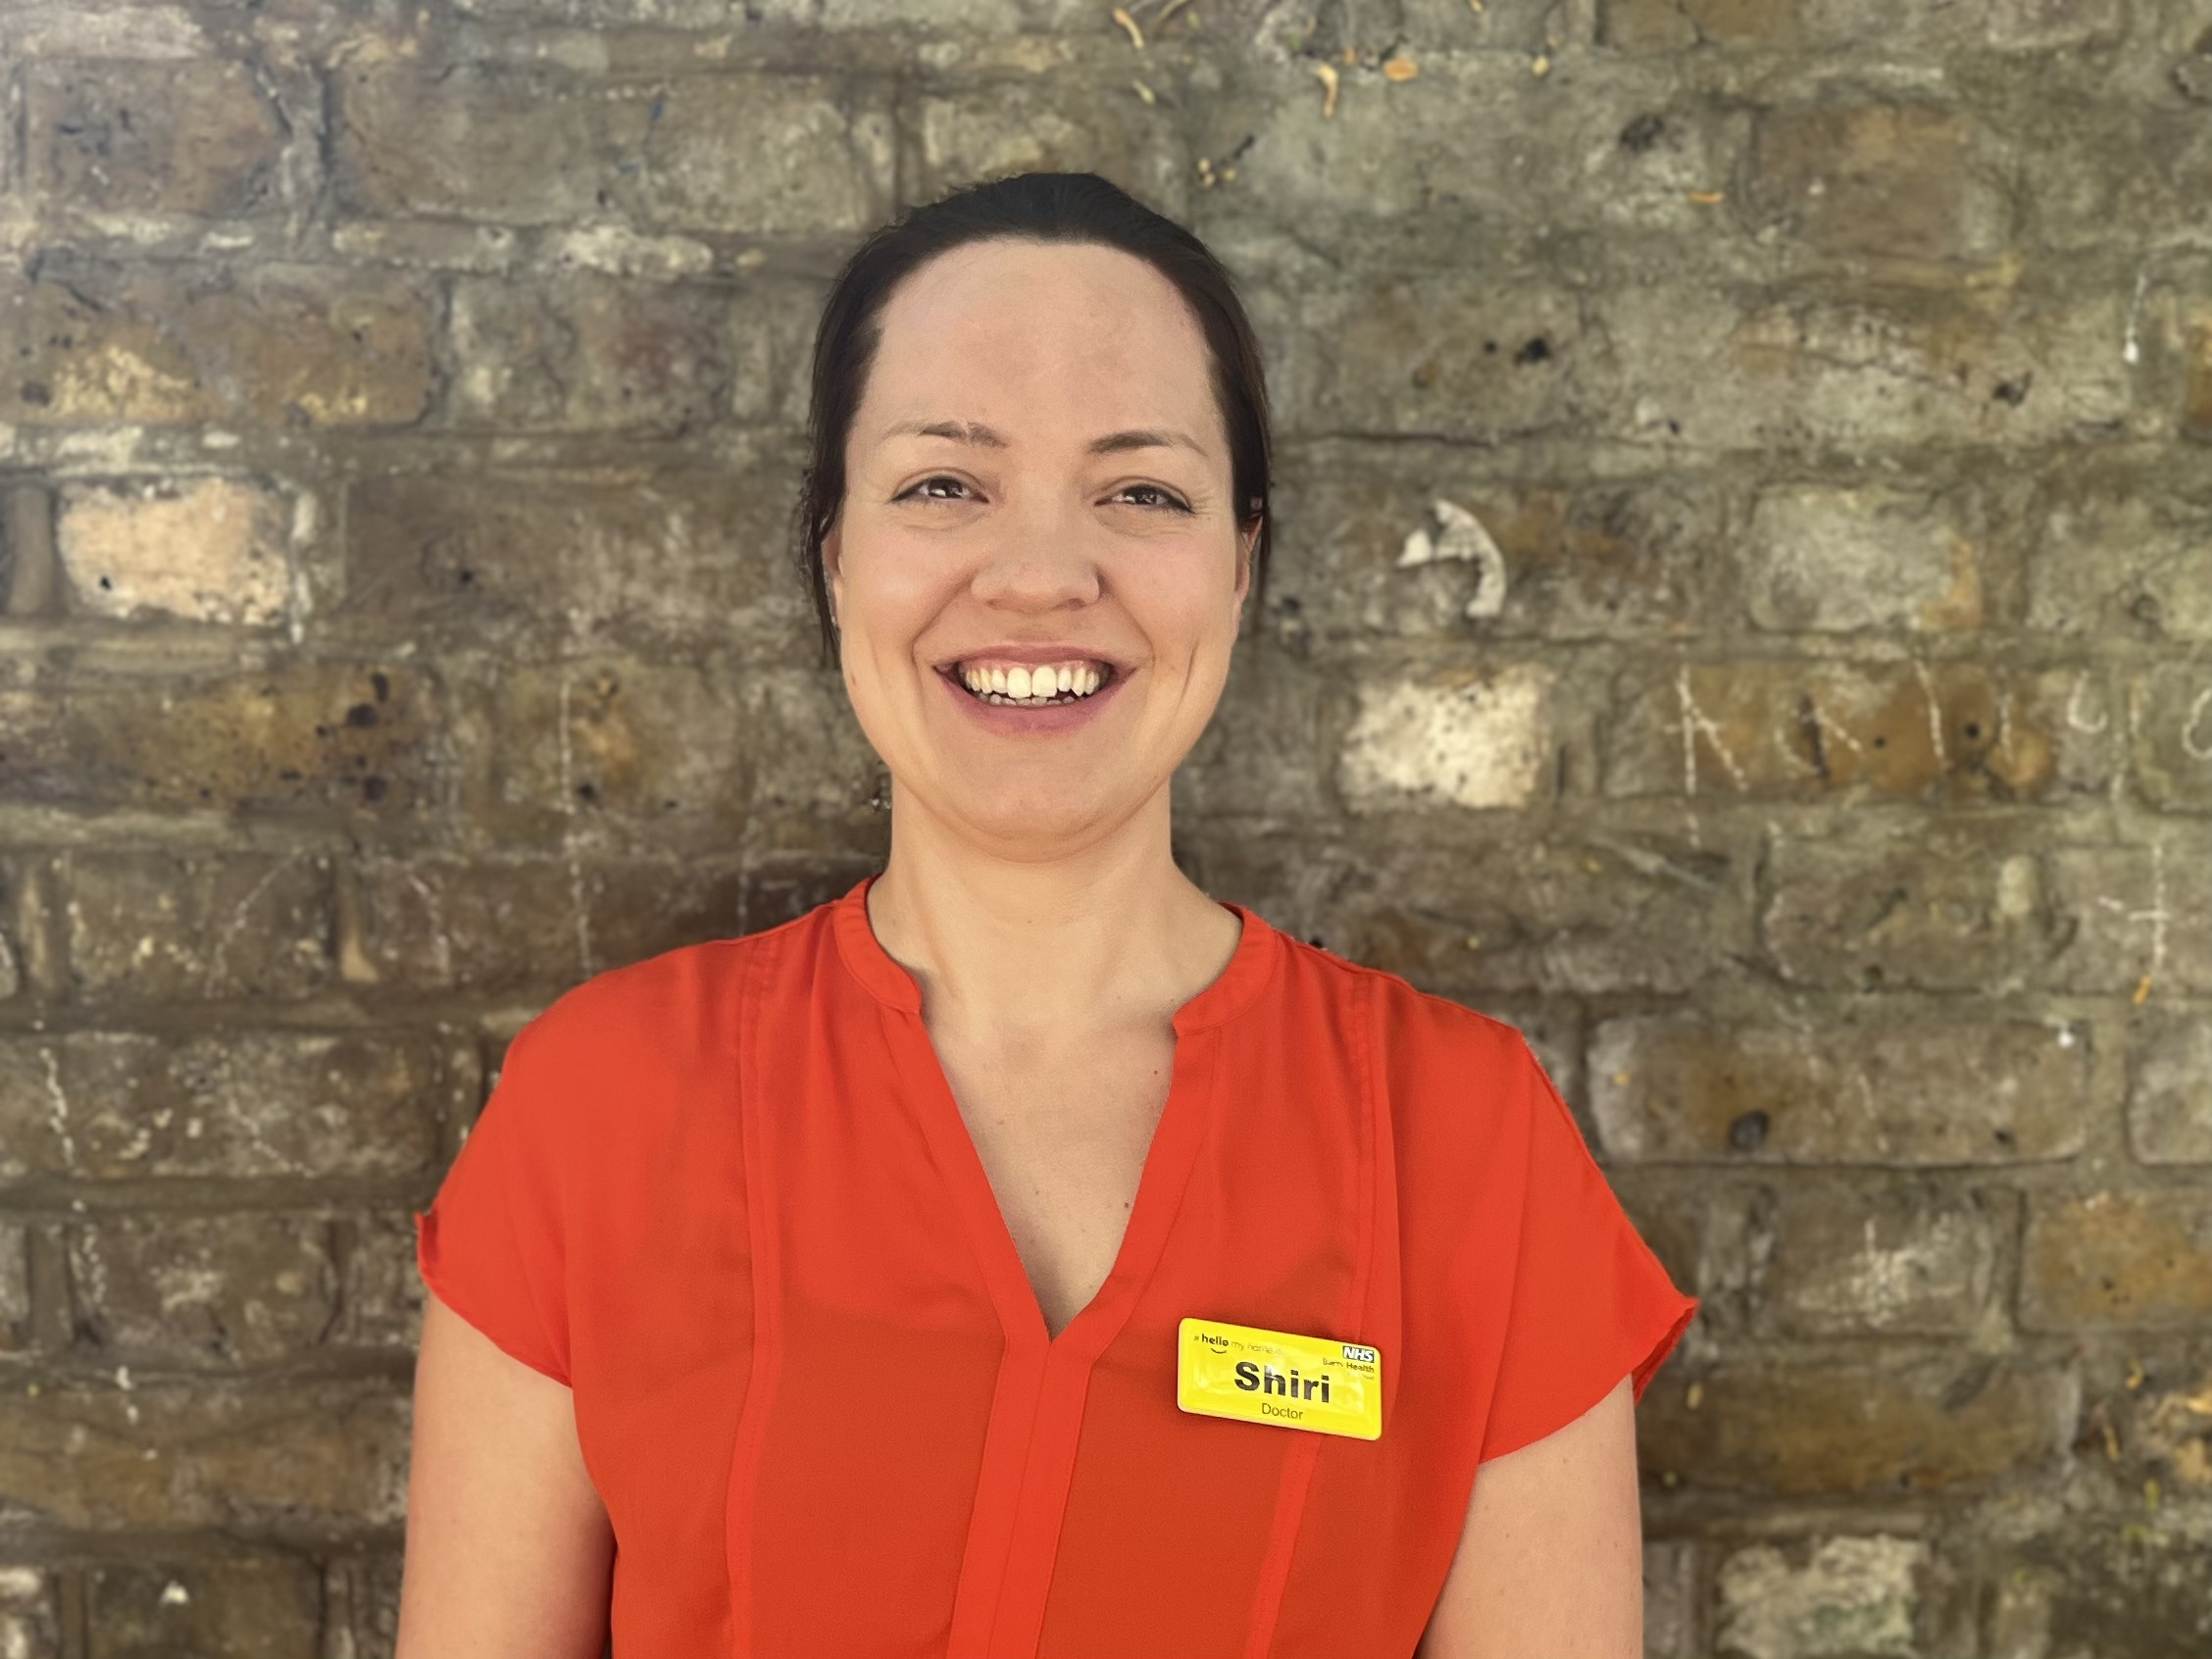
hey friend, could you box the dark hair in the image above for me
[793,172,1272,662]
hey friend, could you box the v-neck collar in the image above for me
[830,875,1281,1036]
[826,876,1283,1656]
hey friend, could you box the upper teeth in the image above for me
[958,661,1105,704]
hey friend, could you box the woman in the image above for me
[397,172,1695,1659]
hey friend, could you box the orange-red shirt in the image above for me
[417,880,1696,1657]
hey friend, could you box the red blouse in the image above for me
[416,880,1696,1657]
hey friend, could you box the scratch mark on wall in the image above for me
[1677,669,1748,793]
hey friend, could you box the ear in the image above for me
[822,519,845,635]
[1232,513,1260,622]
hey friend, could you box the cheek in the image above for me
[838,524,960,646]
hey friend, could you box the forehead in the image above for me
[862,239,1219,436]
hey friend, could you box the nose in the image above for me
[969,498,1102,615]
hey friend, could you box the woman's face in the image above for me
[826,238,1254,859]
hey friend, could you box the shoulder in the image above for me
[1269,930,1533,1077]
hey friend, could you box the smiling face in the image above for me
[825,237,1255,860]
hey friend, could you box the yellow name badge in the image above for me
[1177,1318,1382,1440]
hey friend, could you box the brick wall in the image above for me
[0,0,2206,1653]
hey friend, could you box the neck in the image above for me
[866,782,1238,1038]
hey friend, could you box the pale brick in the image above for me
[26,58,284,218]
[339,463,805,656]
[59,850,333,1002]
[335,64,891,234]
[2129,1015,2212,1164]
[0,1378,410,1529]
[1590,1018,2088,1164]
[1716,1534,1925,1659]
[1760,830,2064,991]
[62,1213,340,1367]
[1743,484,1982,633]
[2129,665,2212,812]
[0,1568,61,1659]
[1338,665,1554,812]
[2021,1190,2212,1331]
[0,1031,467,1180]
[88,1557,323,1659]
[1638,1357,2070,1495]
[1604,660,2110,802]
[0,265,433,428]
[1748,104,2007,264]
[2045,843,2212,995]
[57,478,288,626]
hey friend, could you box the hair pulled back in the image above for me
[793,171,1273,661]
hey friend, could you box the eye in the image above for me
[896,475,976,503]
[1108,482,1193,512]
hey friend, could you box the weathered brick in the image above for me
[0,1377,409,1528]
[341,1212,427,1350]
[0,265,433,427]
[88,1557,323,1659]
[1702,1184,2001,1335]
[0,1225,28,1352]
[1599,0,1796,51]
[462,659,753,849]
[322,1553,402,1659]
[59,850,333,1002]
[1599,0,2122,53]
[1743,483,1982,633]
[909,68,1190,216]
[1760,830,2064,990]
[339,463,805,656]
[26,58,284,218]
[2045,842,2212,995]
[3,662,439,817]
[1598,277,2135,451]
[1748,103,2006,264]
[0,1568,61,1659]
[1984,1525,2212,1659]
[1338,665,1555,813]
[1643,1538,1696,1659]
[2020,104,2212,252]
[1266,452,1719,642]
[2129,665,2212,812]
[1590,1018,2089,1164]
[2021,1190,2212,1331]
[0,1031,467,1181]
[2130,1014,2212,1164]
[335,64,891,234]
[62,1212,342,1367]
[1606,660,2110,803]
[447,276,735,433]
[56,478,290,627]
[2027,462,2212,641]
[1638,1356,2070,1495]
[347,854,749,990]
[1715,1534,1926,1659]
[1312,829,1749,997]
[1172,658,1329,821]
[1210,57,1748,243]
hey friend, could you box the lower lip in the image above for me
[937,668,1125,733]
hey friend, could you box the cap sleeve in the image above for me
[1478,1034,1696,1464]
[415,1016,573,1384]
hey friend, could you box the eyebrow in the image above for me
[882,419,1209,458]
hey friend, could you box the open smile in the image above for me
[944,656,1118,709]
